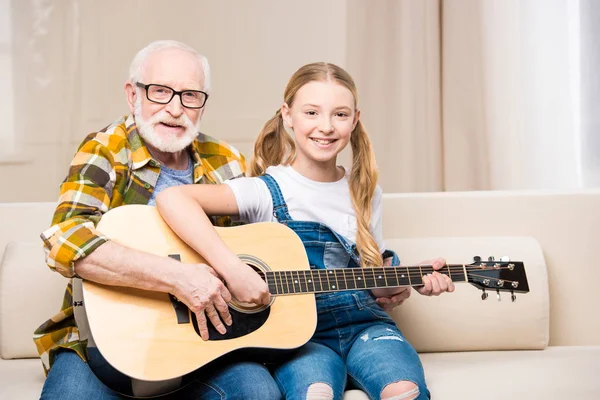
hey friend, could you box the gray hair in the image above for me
[128,40,211,93]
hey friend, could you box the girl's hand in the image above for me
[372,256,412,310]
[373,286,412,311]
[222,259,271,306]
[416,257,455,296]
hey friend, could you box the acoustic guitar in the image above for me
[72,205,529,398]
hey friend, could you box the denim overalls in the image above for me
[258,175,430,400]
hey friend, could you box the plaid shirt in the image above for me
[33,114,246,374]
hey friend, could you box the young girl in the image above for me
[157,62,454,400]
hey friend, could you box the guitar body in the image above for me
[74,205,316,397]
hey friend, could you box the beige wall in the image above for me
[0,0,351,202]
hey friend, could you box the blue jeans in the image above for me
[258,174,430,400]
[268,291,429,400]
[40,350,282,399]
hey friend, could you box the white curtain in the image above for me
[443,0,599,191]
[350,0,600,192]
[579,0,600,187]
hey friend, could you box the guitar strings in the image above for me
[254,265,522,294]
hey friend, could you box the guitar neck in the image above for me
[261,264,468,295]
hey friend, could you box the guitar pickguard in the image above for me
[193,307,271,341]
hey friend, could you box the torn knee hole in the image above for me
[381,381,419,400]
[306,382,334,400]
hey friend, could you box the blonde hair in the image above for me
[250,62,383,268]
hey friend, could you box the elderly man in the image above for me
[35,40,277,399]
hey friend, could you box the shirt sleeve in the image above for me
[40,138,115,278]
[371,185,386,254]
[224,177,274,224]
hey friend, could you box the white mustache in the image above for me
[150,112,193,129]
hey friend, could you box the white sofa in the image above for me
[1,190,599,399]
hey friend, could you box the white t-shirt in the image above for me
[224,165,386,253]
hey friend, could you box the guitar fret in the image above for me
[415,265,424,285]
[328,270,337,291]
[336,270,347,291]
[266,273,279,295]
[393,266,400,287]
[316,269,324,292]
[368,267,377,288]
[384,267,400,287]
[398,266,410,286]
[359,268,367,289]
[290,271,298,294]
[347,268,356,290]
[374,268,386,287]
[302,270,310,293]
[284,271,291,294]
[275,271,281,294]
[293,270,301,294]
[272,272,278,294]
[341,269,349,290]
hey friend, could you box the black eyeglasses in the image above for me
[135,82,209,109]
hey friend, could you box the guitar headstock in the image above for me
[467,256,529,302]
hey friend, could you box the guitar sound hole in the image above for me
[190,256,272,340]
[191,306,270,341]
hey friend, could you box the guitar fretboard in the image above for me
[262,265,468,295]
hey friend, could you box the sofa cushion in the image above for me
[343,346,600,400]
[0,358,46,399]
[1,347,597,400]
[384,236,549,352]
[0,241,68,359]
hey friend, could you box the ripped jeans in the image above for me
[270,290,429,400]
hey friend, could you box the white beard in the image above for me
[134,99,200,153]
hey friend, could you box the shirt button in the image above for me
[144,183,151,189]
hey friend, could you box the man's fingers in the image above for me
[205,305,227,336]
[195,311,209,341]
[214,296,232,326]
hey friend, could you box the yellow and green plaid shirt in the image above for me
[33,114,246,374]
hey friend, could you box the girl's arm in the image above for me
[156,184,271,306]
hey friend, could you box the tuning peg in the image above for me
[496,289,501,302]
[481,289,488,300]
[500,256,511,262]
[473,256,482,263]
[488,256,495,261]
[511,290,516,302]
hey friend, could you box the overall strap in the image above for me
[257,174,293,223]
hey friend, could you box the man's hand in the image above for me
[170,263,233,341]
[416,257,455,296]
